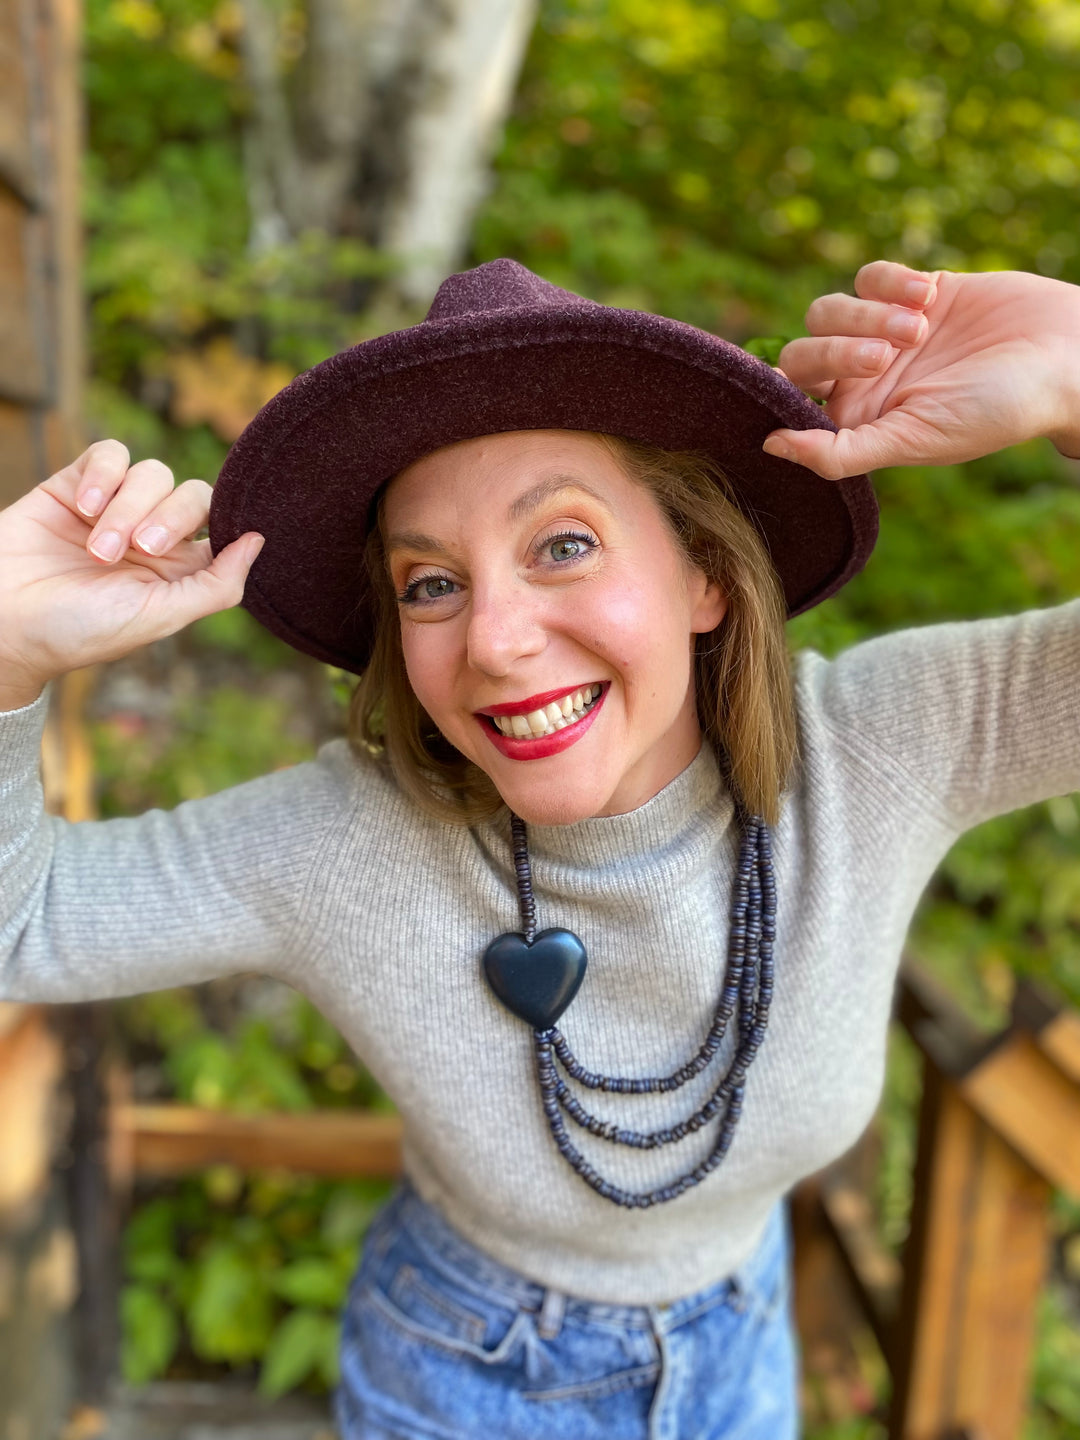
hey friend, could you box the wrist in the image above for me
[1047,416,1080,461]
[0,674,49,712]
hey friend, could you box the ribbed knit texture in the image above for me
[3,602,1079,1303]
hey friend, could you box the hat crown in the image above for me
[425,258,595,322]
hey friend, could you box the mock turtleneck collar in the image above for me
[486,740,734,870]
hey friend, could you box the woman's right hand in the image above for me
[0,439,264,705]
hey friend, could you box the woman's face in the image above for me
[382,430,727,825]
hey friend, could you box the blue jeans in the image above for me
[335,1182,801,1439]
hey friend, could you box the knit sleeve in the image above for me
[794,598,1080,832]
[0,683,361,1004]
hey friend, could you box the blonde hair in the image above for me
[347,433,797,826]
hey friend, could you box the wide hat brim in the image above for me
[209,276,878,674]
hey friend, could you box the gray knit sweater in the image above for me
[3,603,1079,1303]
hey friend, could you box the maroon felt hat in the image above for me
[209,258,877,673]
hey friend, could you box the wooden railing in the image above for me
[13,669,1080,1436]
[793,960,1080,1440]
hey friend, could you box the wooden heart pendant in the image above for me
[482,927,588,1030]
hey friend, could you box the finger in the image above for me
[39,439,132,519]
[131,479,213,556]
[154,533,266,633]
[762,411,931,480]
[854,261,940,309]
[777,335,895,394]
[85,459,176,563]
[806,294,929,347]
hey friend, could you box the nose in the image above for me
[466,581,547,678]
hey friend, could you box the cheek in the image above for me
[399,627,456,719]
[582,579,694,695]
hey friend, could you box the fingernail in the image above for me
[135,525,169,554]
[78,487,104,517]
[856,341,890,368]
[886,311,924,342]
[89,530,122,561]
[904,280,933,305]
[763,436,795,461]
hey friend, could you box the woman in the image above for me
[1,259,1078,1439]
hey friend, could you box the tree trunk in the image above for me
[240,0,537,303]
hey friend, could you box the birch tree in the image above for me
[240,0,538,303]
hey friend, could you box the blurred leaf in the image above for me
[166,338,295,440]
[259,1309,339,1398]
[271,1257,348,1308]
[121,1283,180,1384]
[187,1239,276,1362]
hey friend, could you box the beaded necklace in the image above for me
[482,809,776,1209]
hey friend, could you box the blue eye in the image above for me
[540,530,598,564]
[399,573,457,605]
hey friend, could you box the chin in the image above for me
[504,793,606,826]
[485,771,615,827]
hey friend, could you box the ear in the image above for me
[689,573,728,634]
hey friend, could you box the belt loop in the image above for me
[537,1286,566,1339]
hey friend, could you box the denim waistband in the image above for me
[370,1181,788,1329]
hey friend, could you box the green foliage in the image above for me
[1028,1285,1080,1438]
[121,1282,181,1384]
[485,0,1080,324]
[259,1308,340,1398]
[119,1170,391,1394]
[91,679,314,814]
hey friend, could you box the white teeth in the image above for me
[490,684,603,741]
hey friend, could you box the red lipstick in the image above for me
[478,685,608,761]
[477,684,600,718]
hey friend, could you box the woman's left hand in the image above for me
[766,261,1080,479]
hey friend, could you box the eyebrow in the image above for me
[384,475,612,556]
[506,474,612,521]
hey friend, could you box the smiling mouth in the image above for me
[480,684,604,741]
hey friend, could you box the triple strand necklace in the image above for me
[482,808,776,1209]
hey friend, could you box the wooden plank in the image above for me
[0,397,39,500]
[58,1002,121,1406]
[0,0,37,204]
[0,1006,63,1218]
[43,0,83,473]
[818,1175,901,1360]
[1010,976,1080,1081]
[1037,1009,1080,1086]
[889,1068,977,1434]
[950,1124,1048,1431]
[960,1029,1080,1195]
[0,1000,30,1041]
[0,186,47,404]
[121,1105,404,1178]
[887,1066,1051,1440]
[790,1176,884,1427]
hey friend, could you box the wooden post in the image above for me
[887,1048,1051,1440]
